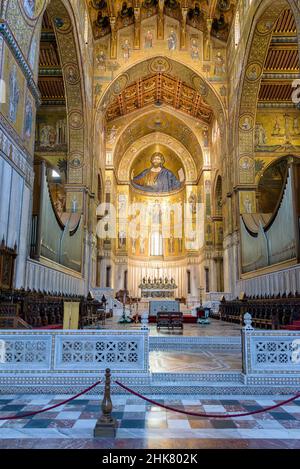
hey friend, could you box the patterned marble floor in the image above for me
[0,394,300,449]
[150,350,242,372]
[101,318,242,337]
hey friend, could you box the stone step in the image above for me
[151,371,244,385]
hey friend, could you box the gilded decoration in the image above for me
[46,0,86,187]
[255,111,300,153]
[239,191,257,215]
[239,156,255,184]
[130,145,184,193]
[63,63,80,86]
[105,71,213,123]
[256,19,276,35]
[149,56,171,73]
[239,113,255,132]
[113,110,203,174]
[0,45,25,138]
[245,62,263,83]
[117,131,198,183]
[96,57,226,135]
[236,0,289,186]
[88,0,238,43]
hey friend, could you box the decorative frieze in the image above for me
[150,336,241,352]
[0,19,41,106]
[0,329,149,374]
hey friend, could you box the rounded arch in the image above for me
[117,132,198,184]
[234,0,300,186]
[112,106,204,171]
[44,0,87,186]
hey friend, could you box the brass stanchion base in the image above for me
[94,417,118,438]
[94,368,117,437]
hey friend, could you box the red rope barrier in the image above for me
[0,380,102,421]
[115,380,300,419]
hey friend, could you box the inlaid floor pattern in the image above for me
[0,395,300,449]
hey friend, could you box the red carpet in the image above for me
[282,321,300,331]
[34,325,63,330]
[149,315,197,324]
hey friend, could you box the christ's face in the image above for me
[151,155,163,168]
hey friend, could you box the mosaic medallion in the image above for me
[239,114,254,132]
[246,63,262,82]
[69,110,83,130]
[149,57,171,73]
[64,63,80,86]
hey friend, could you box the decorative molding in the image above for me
[1,329,299,394]
[150,336,241,352]
[0,122,34,187]
[0,20,41,106]
[0,329,149,374]
[257,102,298,109]
[242,329,300,376]
[238,263,300,297]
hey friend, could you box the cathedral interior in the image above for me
[0,0,300,452]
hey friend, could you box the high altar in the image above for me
[139,277,177,299]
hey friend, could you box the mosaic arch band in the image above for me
[131,152,182,193]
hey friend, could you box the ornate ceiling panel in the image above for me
[264,47,299,71]
[88,0,237,42]
[259,83,295,102]
[106,72,213,123]
[273,7,297,35]
[38,11,65,105]
[38,76,65,101]
[259,8,299,105]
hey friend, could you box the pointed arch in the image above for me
[234,0,300,186]
[95,55,227,144]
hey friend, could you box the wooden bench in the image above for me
[157,312,183,330]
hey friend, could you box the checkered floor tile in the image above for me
[0,395,300,448]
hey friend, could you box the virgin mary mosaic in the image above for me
[132,152,182,193]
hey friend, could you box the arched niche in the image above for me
[214,175,223,217]
[117,132,198,185]
[108,105,205,162]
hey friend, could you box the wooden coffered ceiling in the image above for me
[89,0,237,42]
[38,12,65,106]
[106,72,213,123]
[258,8,300,105]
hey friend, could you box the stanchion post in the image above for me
[94,368,117,437]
